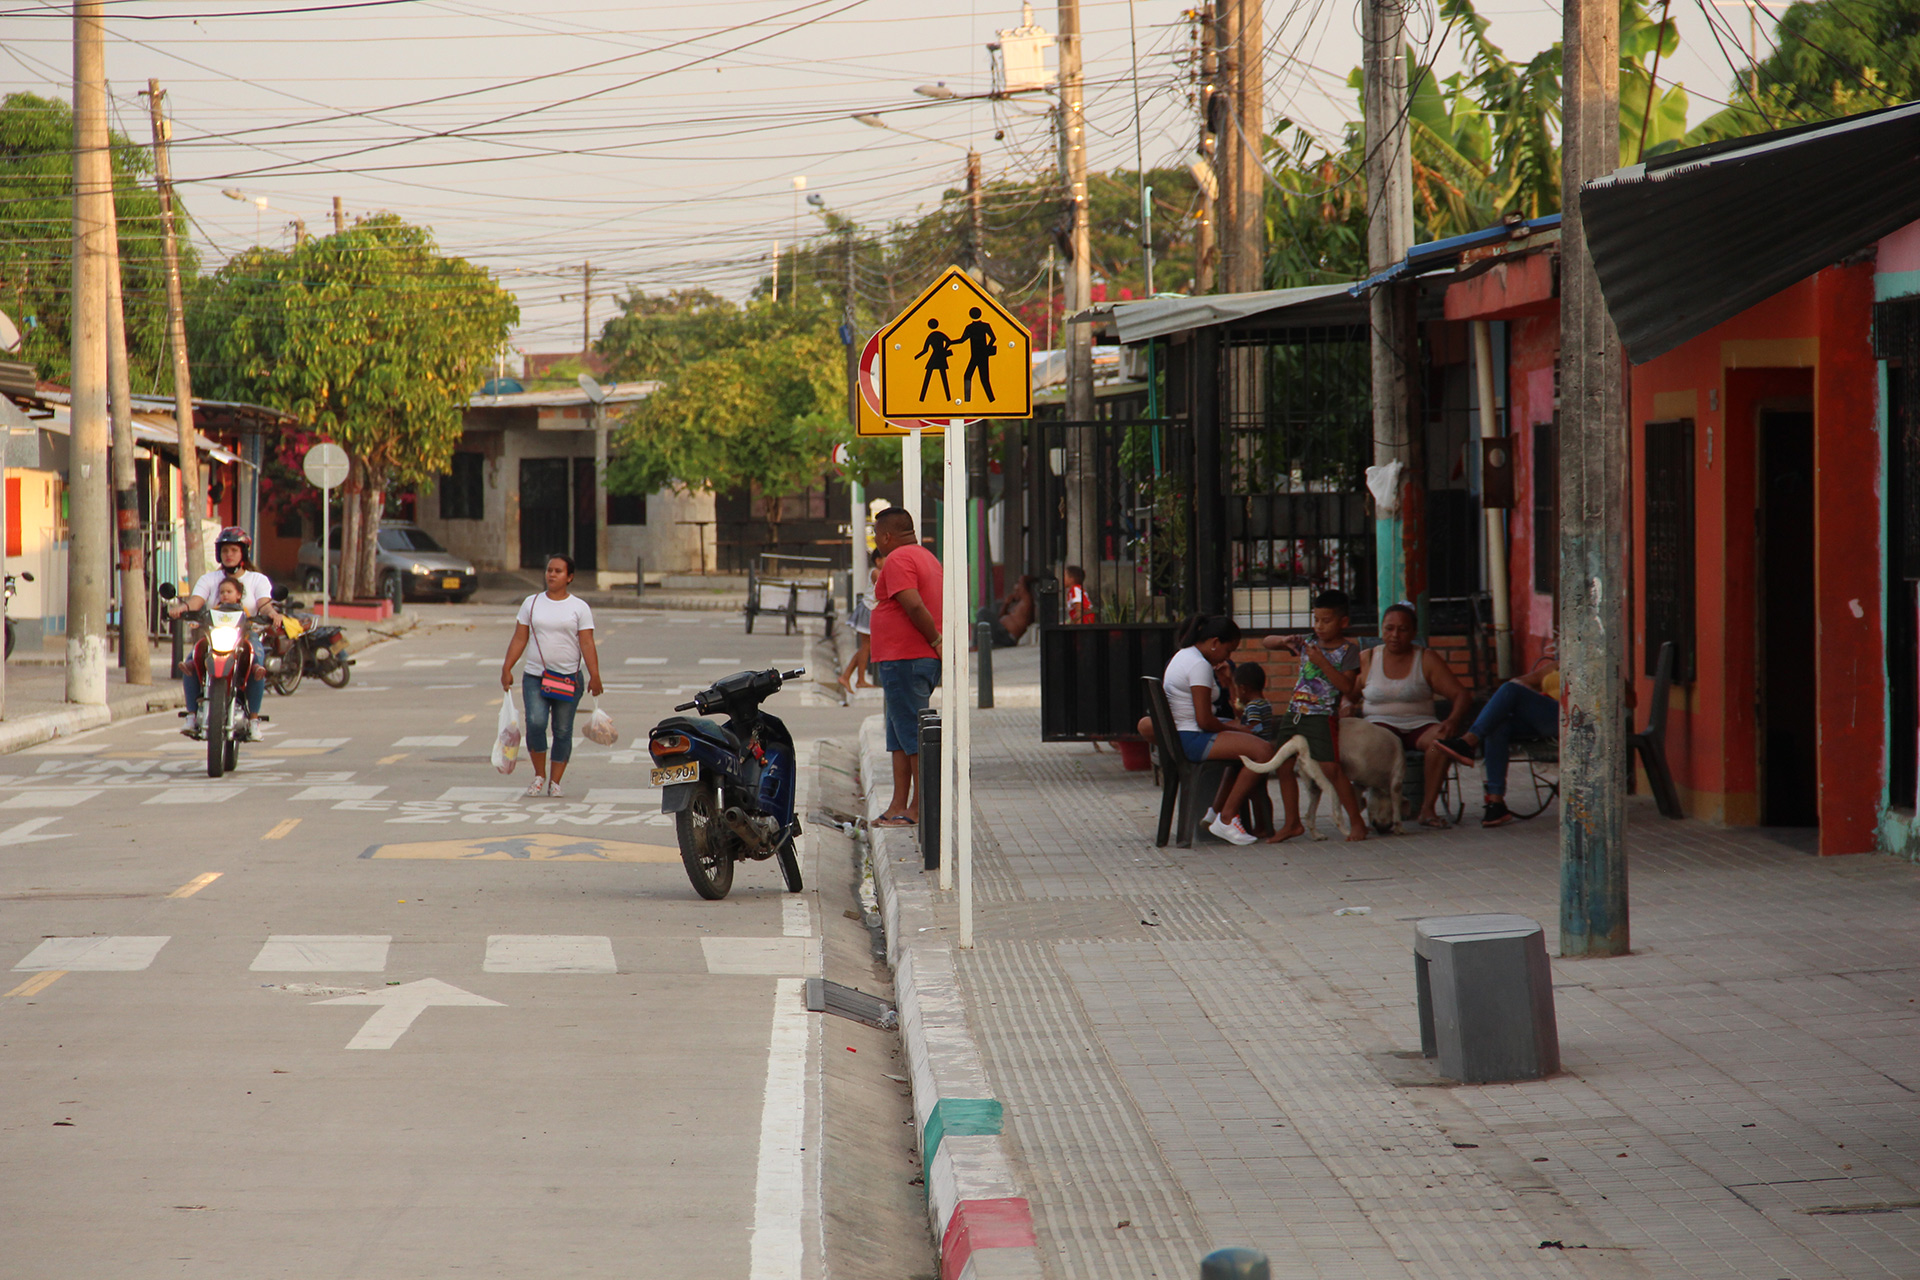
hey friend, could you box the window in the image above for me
[1531,418,1558,596]
[439,451,484,521]
[1642,418,1695,680]
[608,491,646,525]
[378,527,447,553]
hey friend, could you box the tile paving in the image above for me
[934,709,1920,1279]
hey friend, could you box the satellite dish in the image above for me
[577,373,608,404]
[0,311,20,355]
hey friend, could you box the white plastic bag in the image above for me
[491,697,523,773]
[582,697,618,747]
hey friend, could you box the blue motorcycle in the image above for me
[649,666,806,899]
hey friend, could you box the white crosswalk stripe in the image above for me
[483,935,616,973]
[251,936,391,972]
[14,936,170,971]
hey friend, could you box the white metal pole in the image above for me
[945,418,973,948]
[1473,321,1512,679]
[321,484,331,622]
[938,421,959,890]
[902,427,922,535]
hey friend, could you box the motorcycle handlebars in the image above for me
[673,700,697,712]
[672,666,806,715]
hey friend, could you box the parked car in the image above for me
[297,522,478,606]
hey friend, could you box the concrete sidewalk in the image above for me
[860,709,1920,1280]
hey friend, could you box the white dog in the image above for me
[1240,716,1406,839]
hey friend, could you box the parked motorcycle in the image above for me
[649,666,806,899]
[263,603,352,695]
[4,570,34,659]
[159,581,271,778]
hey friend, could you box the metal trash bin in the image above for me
[916,709,941,869]
[1414,914,1560,1083]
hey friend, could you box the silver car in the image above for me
[297,522,477,606]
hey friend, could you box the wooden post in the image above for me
[146,80,205,588]
[1364,0,1415,617]
[1559,0,1630,957]
[67,0,111,706]
[104,184,151,684]
[1059,0,1095,581]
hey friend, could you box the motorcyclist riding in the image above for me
[167,525,279,739]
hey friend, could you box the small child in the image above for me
[1064,564,1094,624]
[214,577,246,608]
[1260,589,1367,843]
[1211,662,1279,835]
[839,556,883,693]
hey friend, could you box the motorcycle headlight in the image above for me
[209,625,241,653]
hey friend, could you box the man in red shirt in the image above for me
[868,508,943,827]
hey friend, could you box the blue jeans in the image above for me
[1472,681,1560,796]
[184,637,267,718]
[522,672,580,764]
[874,657,941,754]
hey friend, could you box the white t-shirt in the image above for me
[191,569,274,615]
[517,592,595,676]
[1163,645,1218,733]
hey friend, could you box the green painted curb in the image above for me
[923,1096,1003,1168]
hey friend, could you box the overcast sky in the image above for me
[0,0,1775,355]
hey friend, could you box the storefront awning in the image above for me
[1581,100,1920,363]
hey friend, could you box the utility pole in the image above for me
[1559,0,1629,957]
[293,218,307,247]
[965,149,986,284]
[1217,0,1264,294]
[104,188,151,685]
[1194,6,1218,293]
[67,0,111,706]
[332,195,345,234]
[580,260,594,356]
[146,80,206,589]
[1364,0,1417,615]
[1058,0,1094,577]
[843,225,867,601]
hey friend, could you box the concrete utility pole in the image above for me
[146,79,206,588]
[1058,0,1095,576]
[332,195,345,234]
[1217,0,1264,294]
[1559,0,1629,957]
[965,149,986,283]
[843,226,867,599]
[67,0,111,706]
[580,261,594,356]
[104,189,151,685]
[1364,0,1417,615]
[1194,6,1218,293]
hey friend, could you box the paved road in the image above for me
[0,603,865,1278]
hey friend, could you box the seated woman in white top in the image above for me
[1133,614,1276,846]
[1355,602,1472,828]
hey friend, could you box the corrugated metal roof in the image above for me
[1348,215,1561,293]
[467,380,658,409]
[1090,282,1361,343]
[1581,100,1920,364]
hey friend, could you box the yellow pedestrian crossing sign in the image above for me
[879,267,1032,420]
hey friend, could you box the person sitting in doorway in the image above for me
[1355,601,1472,828]
[986,574,1037,649]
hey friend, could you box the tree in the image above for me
[189,214,516,600]
[1689,0,1913,143]
[0,91,188,388]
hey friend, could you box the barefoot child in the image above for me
[1261,589,1367,843]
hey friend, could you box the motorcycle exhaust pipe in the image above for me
[721,807,777,848]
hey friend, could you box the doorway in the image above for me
[519,458,569,570]
[572,456,597,573]
[1758,408,1818,826]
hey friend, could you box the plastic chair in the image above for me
[1630,641,1684,819]
[1144,676,1227,848]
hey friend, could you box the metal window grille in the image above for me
[438,451,484,521]
[1642,418,1695,680]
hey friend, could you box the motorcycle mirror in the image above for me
[156,582,177,600]
[270,585,290,602]
[19,571,32,583]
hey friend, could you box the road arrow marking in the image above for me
[0,816,68,846]
[315,977,503,1049]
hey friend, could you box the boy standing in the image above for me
[1064,565,1094,624]
[1262,589,1366,843]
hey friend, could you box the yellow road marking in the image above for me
[377,753,409,766]
[4,970,66,997]
[167,871,224,898]
[455,714,475,724]
[361,835,680,863]
[263,818,302,841]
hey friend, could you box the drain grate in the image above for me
[804,978,897,1029]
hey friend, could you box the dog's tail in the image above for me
[1240,735,1308,775]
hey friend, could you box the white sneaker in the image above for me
[1208,816,1258,846]
[545,781,565,799]
[524,777,547,797]
[1202,806,1219,826]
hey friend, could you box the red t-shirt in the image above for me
[871,544,943,662]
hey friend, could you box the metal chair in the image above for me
[1143,676,1228,848]
[1630,640,1684,819]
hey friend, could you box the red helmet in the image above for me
[214,526,253,554]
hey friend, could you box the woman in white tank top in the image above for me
[1356,604,1472,828]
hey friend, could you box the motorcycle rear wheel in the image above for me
[271,650,303,696]
[675,783,734,900]
[776,834,803,893]
[319,661,350,688]
[206,681,230,778]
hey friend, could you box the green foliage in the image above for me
[189,213,517,488]
[0,91,190,389]
[1688,0,1912,143]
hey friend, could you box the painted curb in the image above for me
[861,715,1042,1280]
[0,685,184,756]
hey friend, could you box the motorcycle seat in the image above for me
[655,714,742,753]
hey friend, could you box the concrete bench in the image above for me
[1414,914,1560,1083]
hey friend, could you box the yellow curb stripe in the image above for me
[262,819,301,841]
[4,970,66,997]
[167,871,224,898]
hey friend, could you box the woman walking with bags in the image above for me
[499,554,604,797]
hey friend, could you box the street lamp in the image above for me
[222,187,275,244]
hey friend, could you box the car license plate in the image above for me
[442,577,461,589]
[651,762,698,786]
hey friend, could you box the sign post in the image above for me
[875,267,1031,950]
[302,442,349,622]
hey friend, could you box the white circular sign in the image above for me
[303,441,350,489]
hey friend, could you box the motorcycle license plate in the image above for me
[651,762,698,786]
[441,577,462,589]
